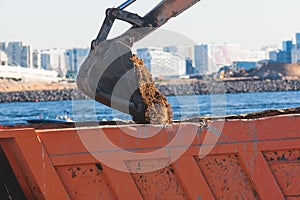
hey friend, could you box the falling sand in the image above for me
[130,55,173,124]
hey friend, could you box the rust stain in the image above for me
[197,154,258,199]
[3,113,300,199]
[131,165,187,200]
[57,164,116,200]
[263,149,300,163]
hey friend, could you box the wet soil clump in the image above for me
[131,55,173,124]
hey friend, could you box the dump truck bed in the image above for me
[0,112,300,199]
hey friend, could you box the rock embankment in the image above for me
[0,88,87,102]
[0,79,300,102]
[157,79,300,96]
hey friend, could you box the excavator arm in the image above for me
[92,0,201,47]
[76,0,201,123]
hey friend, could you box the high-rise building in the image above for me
[276,50,292,63]
[296,33,300,49]
[266,40,295,63]
[194,45,210,74]
[21,45,33,68]
[282,40,293,52]
[137,47,186,78]
[275,40,293,63]
[292,48,300,63]
[41,51,51,70]
[4,42,34,67]
[185,57,195,75]
[3,42,38,68]
[65,48,89,73]
[32,49,41,69]
[293,33,300,63]
[269,51,278,61]
[6,42,23,66]
[65,49,73,71]
[0,42,6,52]
[296,51,300,63]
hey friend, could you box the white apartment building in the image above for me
[137,47,186,78]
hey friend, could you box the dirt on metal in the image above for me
[131,55,173,124]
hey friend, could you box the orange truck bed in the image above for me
[0,113,300,199]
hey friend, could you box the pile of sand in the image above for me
[246,62,300,79]
[131,55,173,124]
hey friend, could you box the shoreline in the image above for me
[0,79,300,102]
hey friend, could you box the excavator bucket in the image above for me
[76,0,201,124]
[76,40,148,123]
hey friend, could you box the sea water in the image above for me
[0,91,300,126]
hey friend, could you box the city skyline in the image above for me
[2,31,299,77]
[1,0,300,50]
[1,31,299,53]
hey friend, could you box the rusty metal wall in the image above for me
[1,115,300,199]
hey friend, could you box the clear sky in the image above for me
[1,0,299,50]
